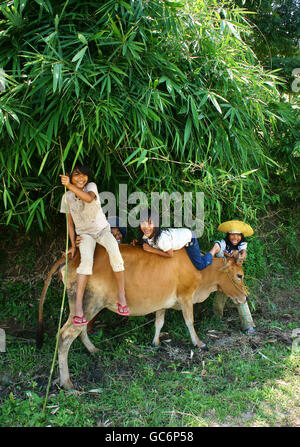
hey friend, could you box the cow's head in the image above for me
[217,257,248,304]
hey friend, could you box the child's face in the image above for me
[228,233,242,246]
[111,227,123,243]
[71,169,88,190]
[140,218,155,238]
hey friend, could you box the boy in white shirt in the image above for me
[60,165,129,325]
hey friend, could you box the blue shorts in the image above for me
[185,237,213,271]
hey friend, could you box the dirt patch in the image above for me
[68,323,296,390]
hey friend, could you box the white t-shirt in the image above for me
[60,182,109,238]
[143,228,192,252]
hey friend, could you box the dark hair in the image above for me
[108,217,127,239]
[137,208,163,246]
[224,233,245,252]
[69,164,91,180]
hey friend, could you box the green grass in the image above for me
[1,332,299,427]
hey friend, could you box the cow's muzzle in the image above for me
[232,295,247,305]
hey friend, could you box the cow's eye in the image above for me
[237,274,243,280]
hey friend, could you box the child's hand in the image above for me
[62,246,76,259]
[75,236,83,248]
[131,239,138,246]
[142,243,152,252]
[68,246,76,258]
[224,251,238,258]
[239,249,247,260]
[60,174,70,188]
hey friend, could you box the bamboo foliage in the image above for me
[0,0,298,235]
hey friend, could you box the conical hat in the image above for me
[218,220,254,237]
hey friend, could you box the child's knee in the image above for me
[77,259,93,275]
[194,253,213,270]
[110,256,124,272]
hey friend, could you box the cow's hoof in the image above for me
[61,379,74,390]
[91,347,100,354]
[199,344,208,352]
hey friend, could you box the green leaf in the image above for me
[34,0,50,12]
[208,94,222,114]
[108,14,122,39]
[137,150,148,167]
[63,135,75,162]
[124,147,142,165]
[78,33,88,45]
[38,151,49,175]
[72,46,88,63]
[53,62,63,93]
[184,117,192,147]
[5,116,14,139]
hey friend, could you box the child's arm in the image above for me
[67,213,76,258]
[143,243,173,258]
[60,174,95,203]
[210,242,221,257]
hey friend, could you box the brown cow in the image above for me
[37,244,247,389]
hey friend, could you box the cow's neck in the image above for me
[193,283,218,303]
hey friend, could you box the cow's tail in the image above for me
[36,256,66,349]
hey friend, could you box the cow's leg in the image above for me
[58,316,84,389]
[236,302,255,332]
[180,297,206,349]
[153,309,166,346]
[80,325,99,354]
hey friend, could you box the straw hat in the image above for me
[218,220,254,237]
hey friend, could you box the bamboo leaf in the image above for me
[4,116,14,139]
[0,0,296,231]
[71,139,84,172]
[137,150,148,167]
[124,147,141,165]
[63,135,75,162]
[38,151,50,175]
[53,62,63,93]
[208,94,222,114]
[78,33,88,45]
[108,14,123,40]
[184,117,192,147]
[72,46,88,63]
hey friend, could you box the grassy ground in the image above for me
[0,208,299,427]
